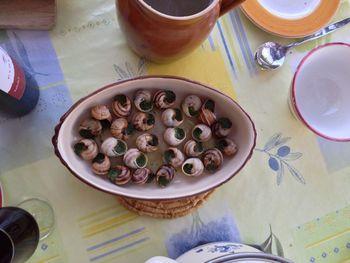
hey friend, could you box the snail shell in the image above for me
[156,165,175,188]
[74,139,98,161]
[163,148,185,168]
[164,127,186,146]
[91,105,112,128]
[202,148,223,172]
[134,89,154,112]
[132,168,154,185]
[192,124,212,142]
[132,112,155,131]
[112,94,132,118]
[123,148,148,169]
[212,117,233,138]
[182,95,202,117]
[136,133,159,153]
[108,165,131,185]
[79,118,102,139]
[182,158,204,177]
[92,153,111,175]
[101,137,128,157]
[183,139,204,157]
[216,138,238,157]
[110,118,133,140]
[153,90,176,109]
[161,108,184,127]
[198,99,216,126]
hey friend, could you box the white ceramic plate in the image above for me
[290,43,350,141]
[257,0,322,20]
[53,76,256,200]
[146,242,293,263]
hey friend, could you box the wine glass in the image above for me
[17,198,55,240]
[0,182,55,240]
[0,207,39,263]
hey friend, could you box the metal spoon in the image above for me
[255,17,350,70]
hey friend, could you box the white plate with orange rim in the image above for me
[241,0,340,38]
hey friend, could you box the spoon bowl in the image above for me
[255,42,287,70]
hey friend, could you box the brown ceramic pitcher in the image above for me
[116,0,245,63]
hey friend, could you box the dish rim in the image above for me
[52,75,257,200]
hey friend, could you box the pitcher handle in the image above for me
[220,0,246,16]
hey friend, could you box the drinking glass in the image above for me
[17,198,55,240]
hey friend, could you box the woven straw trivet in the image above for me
[118,190,214,219]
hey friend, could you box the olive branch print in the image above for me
[256,133,305,185]
[114,58,146,80]
[259,225,284,257]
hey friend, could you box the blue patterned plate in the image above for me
[145,242,293,263]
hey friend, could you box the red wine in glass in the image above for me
[0,229,13,263]
[0,207,39,263]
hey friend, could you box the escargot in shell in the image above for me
[216,138,238,157]
[163,148,185,168]
[156,165,175,188]
[202,148,224,172]
[74,139,98,161]
[136,133,159,153]
[132,112,155,131]
[79,118,102,139]
[132,168,155,185]
[161,108,184,127]
[164,127,186,146]
[123,148,148,169]
[91,105,112,128]
[134,89,153,112]
[181,158,204,177]
[110,118,134,140]
[192,124,212,142]
[198,99,216,126]
[101,137,128,157]
[91,153,111,175]
[183,139,204,157]
[182,95,202,117]
[212,117,233,138]
[112,94,132,118]
[153,90,176,109]
[108,165,132,185]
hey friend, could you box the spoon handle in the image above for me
[287,17,350,49]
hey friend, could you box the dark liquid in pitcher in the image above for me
[143,0,213,16]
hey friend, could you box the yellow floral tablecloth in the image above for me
[1,0,350,262]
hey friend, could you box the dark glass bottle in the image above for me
[0,47,39,117]
[0,207,39,263]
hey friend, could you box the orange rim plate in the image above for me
[241,0,340,38]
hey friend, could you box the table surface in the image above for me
[1,0,350,262]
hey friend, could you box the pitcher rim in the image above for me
[137,0,220,20]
